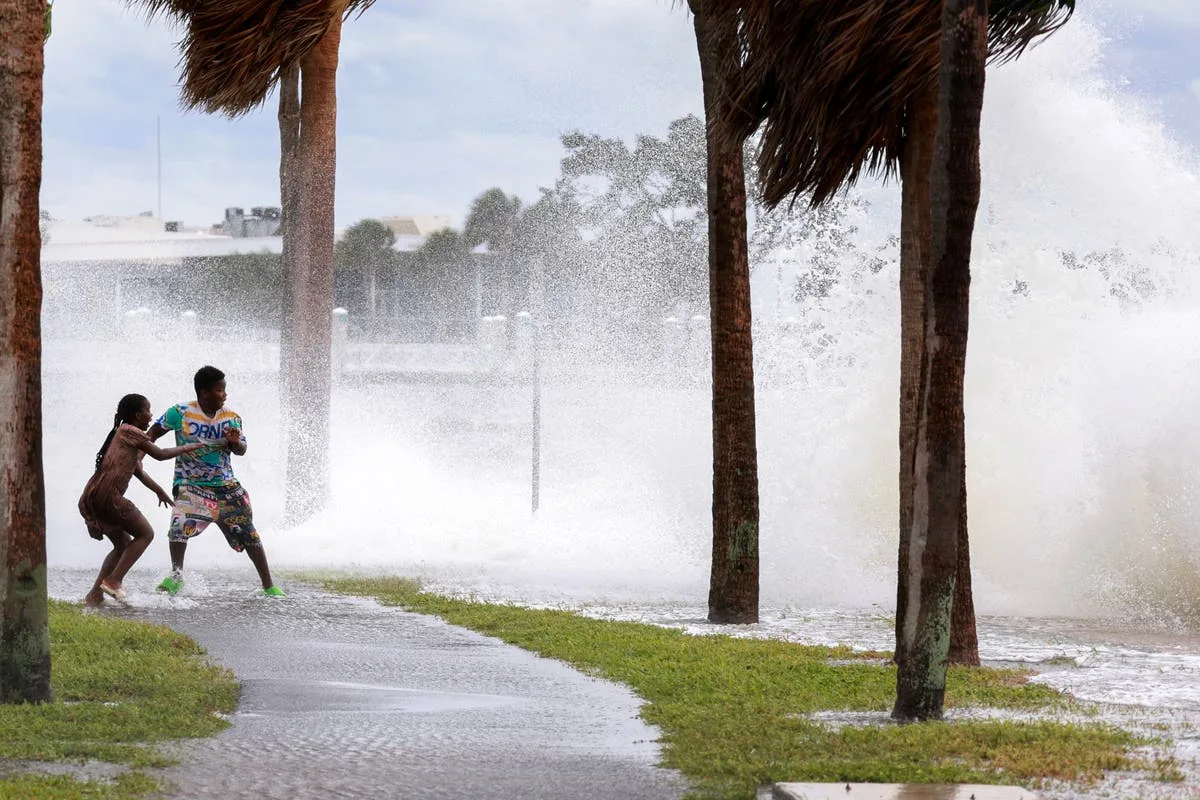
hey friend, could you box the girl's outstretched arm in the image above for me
[136,438,206,462]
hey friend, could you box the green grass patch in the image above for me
[0,601,239,799]
[319,575,1169,800]
[0,772,159,800]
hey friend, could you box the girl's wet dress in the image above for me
[78,424,152,539]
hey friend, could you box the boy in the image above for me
[149,365,284,597]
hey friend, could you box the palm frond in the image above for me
[989,0,1074,65]
[709,0,1074,209]
[129,0,202,26]
[128,0,375,117]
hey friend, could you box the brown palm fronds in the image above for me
[989,0,1075,64]
[130,0,374,116]
[711,0,1074,208]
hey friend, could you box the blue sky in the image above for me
[41,0,1200,229]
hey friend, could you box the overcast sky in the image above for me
[41,0,1200,229]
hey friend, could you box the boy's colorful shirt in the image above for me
[155,402,245,488]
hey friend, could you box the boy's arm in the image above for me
[222,415,247,456]
[147,423,169,442]
[224,425,247,456]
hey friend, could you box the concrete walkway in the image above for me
[76,571,687,800]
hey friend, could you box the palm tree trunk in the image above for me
[896,82,935,670]
[893,0,987,722]
[950,468,979,664]
[278,61,299,280]
[896,83,980,669]
[278,59,299,367]
[0,0,51,704]
[692,0,760,624]
[280,16,341,524]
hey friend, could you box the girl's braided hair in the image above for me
[94,394,149,471]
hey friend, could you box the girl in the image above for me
[80,393,206,605]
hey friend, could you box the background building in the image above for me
[40,211,461,342]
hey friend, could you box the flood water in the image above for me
[45,562,1200,799]
[44,369,1200,798]
[45,289,1200,799]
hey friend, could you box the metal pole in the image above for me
[530,258,544,514]
[532,318,541,514]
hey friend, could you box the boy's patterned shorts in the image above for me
[169,484,261,552]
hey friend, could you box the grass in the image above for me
[318,575,1174,800]
[0,773,160,800]
[0,601,239,799]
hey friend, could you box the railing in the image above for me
[41,340,512,378]
[43,308,833,385]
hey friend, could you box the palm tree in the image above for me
[688,0,761,623]
[335,218,397,324]
[893,0,991,721]
[134,0,373,523]
[0,0,51,704]
[710,0,1073,680]
[412,228,473,339]
[894,0,1075,674]
[462,188,522,316]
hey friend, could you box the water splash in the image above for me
[43,18,1200,625]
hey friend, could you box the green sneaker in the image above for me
[260,585,286,598]
[156,571,183,596]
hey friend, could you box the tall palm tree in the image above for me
[0,0,51,704]
[134,0,372,523]
[688,0,761,623]
[894,0,1075,674]
[893,0,990,721]
[710,0,1073,677]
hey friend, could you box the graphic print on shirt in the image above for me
[156,402,246,488]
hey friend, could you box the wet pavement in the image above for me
[52,565,1200,799]
[56,570,686,800]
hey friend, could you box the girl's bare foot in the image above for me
[83,591,104,607]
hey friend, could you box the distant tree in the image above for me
[512,190,587,318]
[412,229,472,340]
[335,218,396,323]
[462,188,522,315]
[414,228,468,272]
[554,115,708,316]
[463,188,521,253]
[751,195,887,304]
[181,252,283,330]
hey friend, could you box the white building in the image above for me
[41,213,456,339]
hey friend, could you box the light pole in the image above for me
[530,258,545,514]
